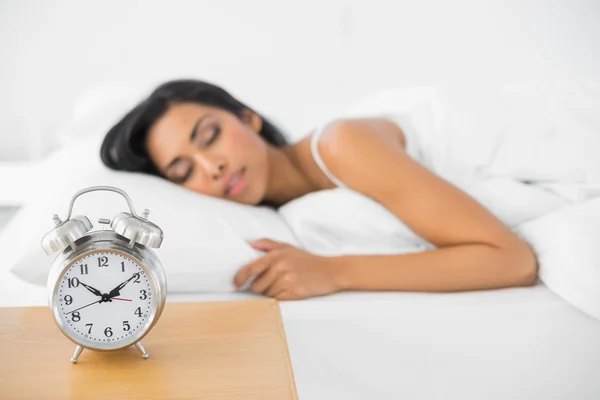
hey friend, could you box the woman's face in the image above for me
[145,102,269,205]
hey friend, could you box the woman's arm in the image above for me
[318,118,538,292]
[233,118,538,299]
[330,243,536,293]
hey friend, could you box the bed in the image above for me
[2,82,600,399]
[1,252,600,399]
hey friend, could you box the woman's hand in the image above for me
[233,239,342,300]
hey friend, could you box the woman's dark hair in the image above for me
[100,79,288,176]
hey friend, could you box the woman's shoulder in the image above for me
[291,117,409,190]
[314,117,407,156]
[311,118,409,180]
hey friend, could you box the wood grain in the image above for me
[0,299,297,400]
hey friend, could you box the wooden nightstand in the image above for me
[0,299,298,399]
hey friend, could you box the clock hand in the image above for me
[66,299,102,315]
[107,273,140,299]
[78,281,103,297]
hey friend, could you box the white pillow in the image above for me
[278,177,569,257]
[55,83,155,147]
[278,188,433,257]
[517,197,600,321]
[4,136,299,293]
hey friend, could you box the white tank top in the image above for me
[309,123,347,188]
[309,116,425,188]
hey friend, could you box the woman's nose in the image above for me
[193,153,227,180]
[213,163,225,180]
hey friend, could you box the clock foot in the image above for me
[135,341,149,359]
[71,345,84,363]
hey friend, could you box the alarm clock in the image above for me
[41,186,167,363]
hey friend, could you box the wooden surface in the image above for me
[0,299,298,400]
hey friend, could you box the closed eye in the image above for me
[177,167,193,184]
[169,160,193,184]
[203,125,221,147]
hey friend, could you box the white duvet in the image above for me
[279,82,600,321]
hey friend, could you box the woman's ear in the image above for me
[242,109,263,134]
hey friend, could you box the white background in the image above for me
[1,0,599,160]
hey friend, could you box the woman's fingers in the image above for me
[249,238,289,252]
[233,251,278,289]
[265,279,288,298]
[250,263,284,294]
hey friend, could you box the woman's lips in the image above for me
[225,168,246,197]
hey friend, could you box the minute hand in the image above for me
[66,299,102,315]
[107,273,140,299]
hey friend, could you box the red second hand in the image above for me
[113,298,132,302]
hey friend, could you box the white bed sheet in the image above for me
[2,261,599,400]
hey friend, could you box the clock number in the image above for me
[104,327,113,337]
[72,312,81,322]
[67,277,80,288]
[134,307,142,317]
[80,264,88,275]
[139,290,148,300]
[64,295,73,305]
[98,256,109,268]
[134,274,141,284]
[121,261,125,272]
[85,323,93,334]
[123,321,130,331]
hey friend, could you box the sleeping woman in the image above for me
[100,79,538,300]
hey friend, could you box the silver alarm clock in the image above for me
[41,186,167,363]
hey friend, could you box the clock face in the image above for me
[55,250,156,349]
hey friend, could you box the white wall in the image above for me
[1,0,599,160]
